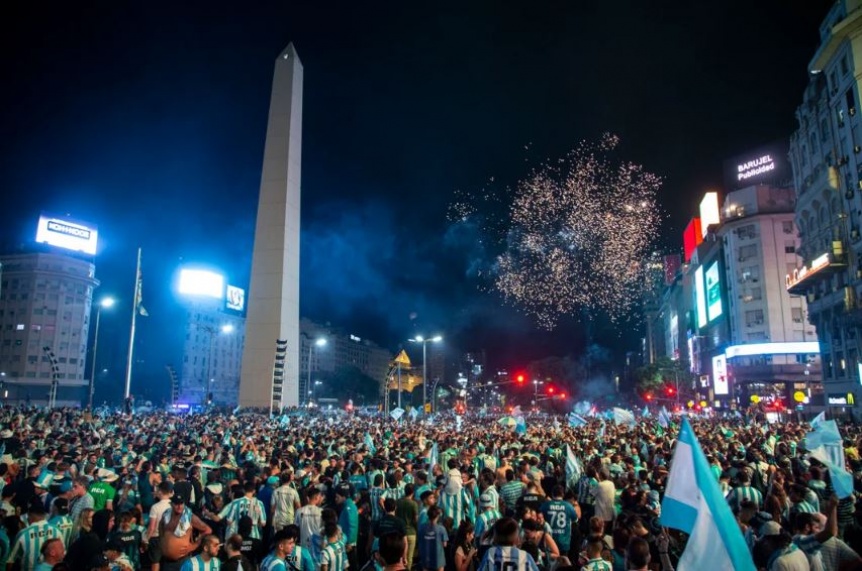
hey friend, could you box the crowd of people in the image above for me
[0,406,859,571]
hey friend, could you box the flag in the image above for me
[811,410,825,427]
[661,418,755,571]
[511,405,523,417]
[568,412,588,427]
[364,433,376,454]
[134,256,149,317]
[565,444,582,488]
[390,407,405,421]
[552,417,561,431]
[515,416,527,435]
[574,401,592,416]
[232,405,241,415]
[613,407,636,426]
[642,406,651,418]
[455,415,463,430]
[658,407,670,429]
[409,408,419,421]
[804,420,853,499]
[279,414,290,427]
[597,420,605,439]
[429,441,438,470]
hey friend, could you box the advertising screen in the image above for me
[178,269,225,299]
[699,193,720,237]
[712,354,729,396]
[706,261,723,322]
[695,266,707,329]
[226,285,245,312]
[35,215,98,255]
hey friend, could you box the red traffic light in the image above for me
[559,392,567,399]
[665,386,676,396]
[547,386,555,395]
[516,374,525,384]
[645,393,653,401]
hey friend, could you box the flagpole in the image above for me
[123,247,142,400]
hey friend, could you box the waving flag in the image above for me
[811,410,825,427]
[515,416,527,435]
[658,407,671,429]
[661,419,755,571]
[429,441,439,470]
[409,408,419,421]
[641,406,651,418]
[805,419,853,498]
[568,412,588,427]
[565,444,582,488]
[613,407,636,426]
[364,433,377,454]
[390,407,405,421]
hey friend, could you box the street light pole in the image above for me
[306,338,326,406]
[88,297,115,410]
[409,335,442,413]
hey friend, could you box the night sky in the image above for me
[0,1,834,400]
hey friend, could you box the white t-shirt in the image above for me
[592,481,616,522]
[148,499,171,539]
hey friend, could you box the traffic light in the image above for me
[546,386,555,395]
[559,392,567,399]
[645,393,653,401]
[516,374,525,384]
[665,385,676,396]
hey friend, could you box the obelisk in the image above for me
[239,44,303,409]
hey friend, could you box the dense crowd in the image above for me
[0,406,860,571]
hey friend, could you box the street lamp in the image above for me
[89,297,115,410]
[408,335,442,412]
[201,323,234,406]
[311,380,323,406]
[306,338,327,406]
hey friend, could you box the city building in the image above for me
[644,182,821,411]
[179,297,245,407]
[299,318,392,405]
[240,43,303,409]
[789,0,862,409]
[177,268,246,406]
[0,251,99,405]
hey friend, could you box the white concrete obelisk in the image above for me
[239,44,303,409]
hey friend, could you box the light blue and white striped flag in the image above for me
[515,416,527,435]
[658,406,671,429]
[642,406,651,418]
[364,433,377,454]
[565,444,582,488]
[390,407,405,421]
[805,419,853,499]
[811,410,825,428]
[429,441,438,470]
[613,407,636,426]
[568,412,588,427]
[661,418,755,571]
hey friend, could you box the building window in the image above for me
[791,308,804,323]
[842,54,850,76]
[750,287,762,300]
[739,244,757,260]
[745,309,764,326]
[782,221,794,234]
[785,242,796,254]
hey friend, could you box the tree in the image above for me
[634,356,692,396]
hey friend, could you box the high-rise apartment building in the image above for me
[0,252,99,405]
[789,0,862,407]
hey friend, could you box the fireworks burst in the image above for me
[478,134,663,328]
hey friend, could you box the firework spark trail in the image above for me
[486,133,662,328]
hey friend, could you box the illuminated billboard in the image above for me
[178,269,225,299]
[712,354,728,396]
[699,193,720,237]
[35,215,98,255]
[683,218,702,262]
[705,261,723,322]
[723,140,790,190]
[226,285,245,312]
[695,266,707,329]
